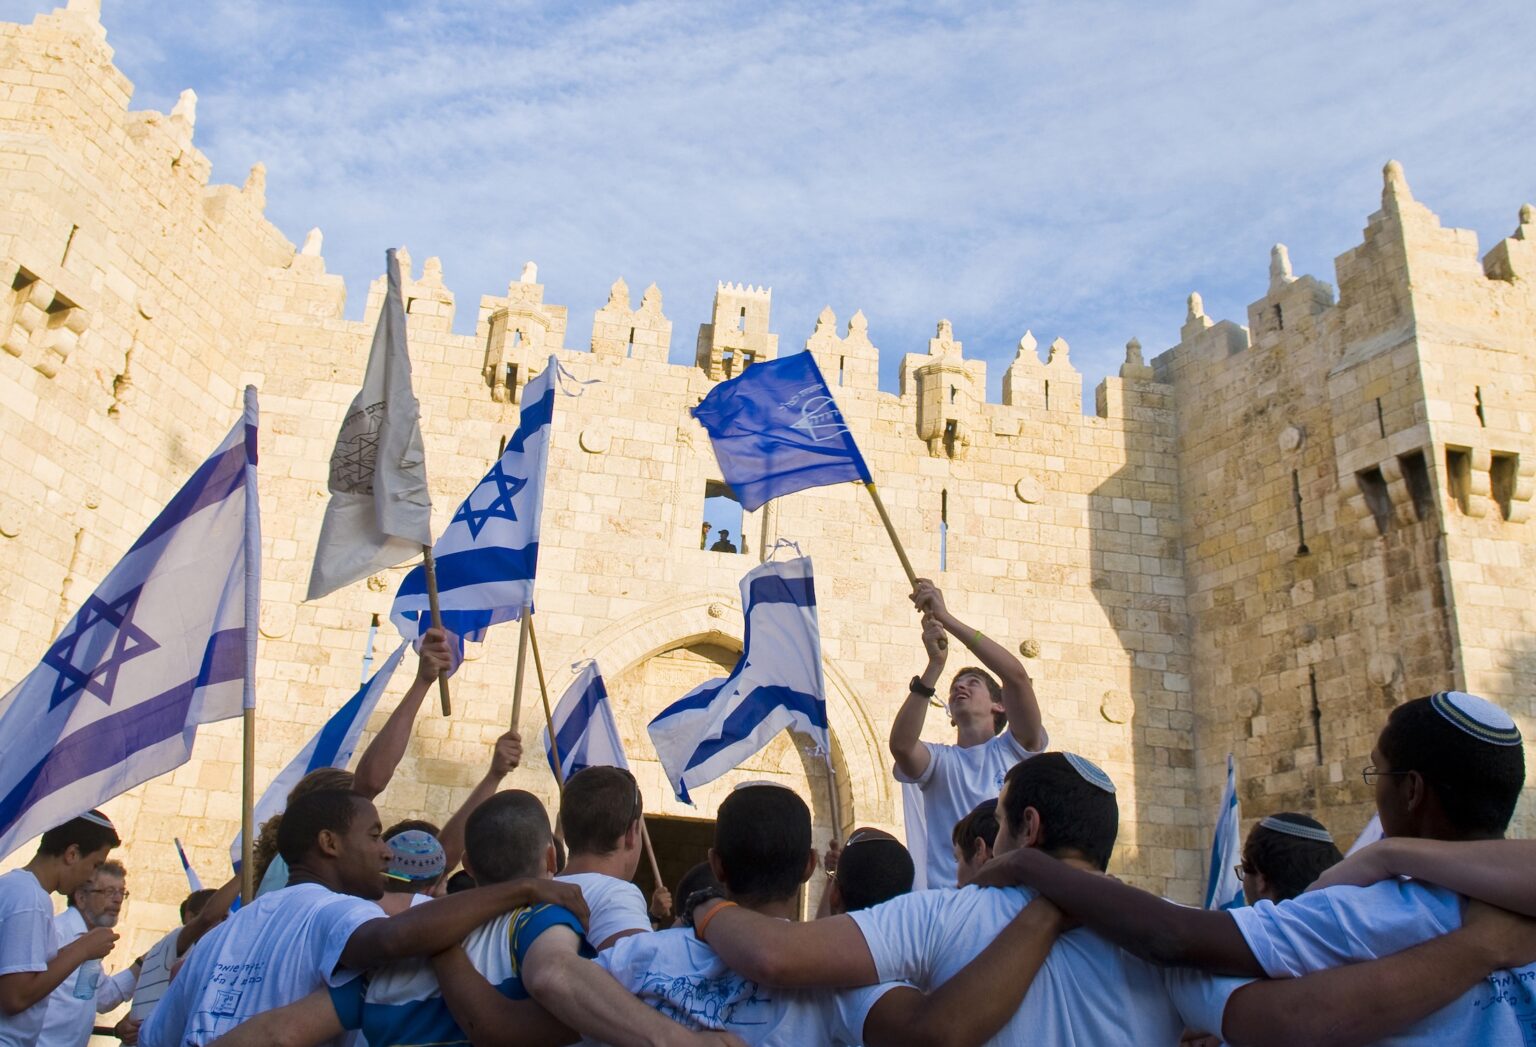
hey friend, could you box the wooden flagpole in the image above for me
[862,482,918,588]
[510,607,532,727]
[420,546,452,716]
[240,707,255,904]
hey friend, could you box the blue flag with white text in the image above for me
[231,641,407,867]
[392,356,560,643]
[0,389,261,861]
[648,556,830,803]
[1204,753,1243,910]
[691,351,871,512]
[543,660,630,782]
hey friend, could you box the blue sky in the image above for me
[6,0,1534,399]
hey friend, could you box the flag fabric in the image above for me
[1204,753,1243,910]
[391,355,559,643]
[0,389,261,861]
[175,837,204,892]
[1346,813,1383,855]
[691,351,872,512]
[647,556,830,803]
[230,641,407,867]
[543,661,629,782]
[900,781,930,892]
[307,248,433,601]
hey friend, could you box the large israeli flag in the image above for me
[692,351,871,511]
[391,356,559,643]
[543,660,629,782]
[648,556,830,803]
[0,389,261,861]
[1204,753,1244,910]
[230,641,407,866]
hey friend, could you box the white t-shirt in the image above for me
[139,882,382,1047]
[1230,879,1536,1045]
[0,869,59,1046]
[895,731,1040,889]
[36,906,137,1047]
[128,928,185,1022]
[593,926,897,1045]
[555,872,651,949]
[849,883,1238,1045]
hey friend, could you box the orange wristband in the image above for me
[694,900,738,942]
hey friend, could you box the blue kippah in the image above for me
[1064,753,1116,795]
[386,830,445,882]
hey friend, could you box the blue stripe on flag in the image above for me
[506,381,555,454]
[550,676,606,770]
[129,442,252,554]
[745,574,816,607]
[682,686,829,771]
[396,544,539,598]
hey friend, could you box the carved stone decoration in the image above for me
[1100,690,1132,724]
[1367,652,1402,687]
[1238,687,1264,719]
[1295,623,1318,644]
[1278,426,1304,452]
[259,603,294,639]
[707,602,726,619]
[1019,638,1041,658]
[579,429,610,454]
[366,574,389,593]
[1015,477,1043,504]
[0,507,23,538]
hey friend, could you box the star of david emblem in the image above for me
[330,430,380,495]
[452,459,526,539]
[42,586,160,709]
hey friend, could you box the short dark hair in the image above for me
[445,870,476,895]
[951,798,1000,854]
[674,861,722,907]
[1000,753,1118,870]
[714,784,810,905]
[954,667,1007,734]
[1242,814,1343,900]
[38,811,120,858]
[384,819,440,841]
[464,790,551,884]
[180,888,216,922]
[1378,696,1526,838]
[560,766,641,857]
[277,790,363,866]
[836,838,914,912]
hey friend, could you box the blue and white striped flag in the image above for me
[647,556,830,804]
[0,388,261,861]
[230,641,407,867]
[543,660,629,782]
[175,837,204,892]
[1204,753,1243,910]
[391,355,559,643]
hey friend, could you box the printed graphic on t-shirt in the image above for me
[637,970,774,1031]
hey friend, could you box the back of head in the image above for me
[181,888,217,923]
[836,834,914,912]
[465,790,552,884]
[1001,753,1118,870]
[674,861,722,906]
[445,870,476,895]
[277,790,362,867]
[384,819,441,841]
[951,799,1000,854]
[384,829,446,894]
[1378,693,1525,838]
[1244,813,1343,900]
[559,766,641,856]
[714,783,811,905]
[38,810,120,858]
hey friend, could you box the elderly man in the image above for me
[37,860,140,1047]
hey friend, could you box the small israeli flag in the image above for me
[1204,753,1244,910]
[648,556,830,803]
[692,351,871,511]
[391,356,559,643]
[230,642,407,867]
[0,389,260,861]
[543,661,629,782]
[175,837,204,892]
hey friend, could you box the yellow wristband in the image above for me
[694,900,739,943]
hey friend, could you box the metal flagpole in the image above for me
[421,545,452,716]
[240,386,261,905]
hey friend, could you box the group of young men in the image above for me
[1,581,1533,1045]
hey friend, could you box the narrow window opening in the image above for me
[1356,467,1392,535]
[504,363,519,397]
[737,306,747,333]
[702,480,744,554]
[626,327,635,358]
[1273,303,1284,331]
[1475,387,1486,428]
[741,350,756,370]
[1491,453,1519,521]
[61,224,78,267]
[1044,380,1051,411]
[721,348,735,376]
[1291,470,1310,556]
[497,434,507,458]
[1375,398,1386,439]
[1398,451,1433,522]
[511,328,523,349]
[939,488,949,572]
[838,356,845,386]
[405,297,416,314]
[943,419,959,458]
[1307,668,1323,765]
[1445,447,1472,514]
[949,384,957,405]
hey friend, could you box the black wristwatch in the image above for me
[909,675,936,698]
[682,887,728,928]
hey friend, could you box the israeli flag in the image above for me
[231,641,407,866]
[543,660,629,782]
[391,356,558,643]
[1204,753,1244,910]
[692,351,871,511]
[648,556,830,803]
[0,389,261,861]
[175,837,204,892]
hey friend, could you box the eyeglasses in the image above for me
[84,888,129,900]
[1361,765,1414,786]
[1233,864,1248,882]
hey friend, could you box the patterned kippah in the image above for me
[1258,815,1334,844]
[1429,691,1521,747]
[79,810,115,830]
[386,830,445,882]
[1064,753,1116,795]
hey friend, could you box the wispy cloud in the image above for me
[5,0,1533,396]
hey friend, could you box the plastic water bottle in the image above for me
[71,958,100,1000]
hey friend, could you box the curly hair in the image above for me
[250,767,356,886]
